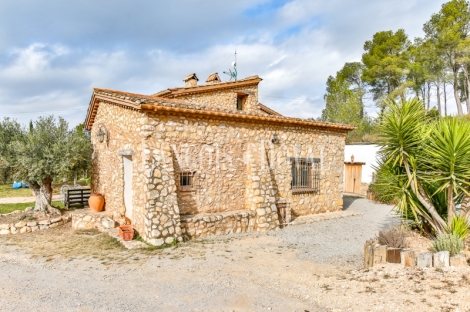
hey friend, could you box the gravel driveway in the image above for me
[0,196,401,312]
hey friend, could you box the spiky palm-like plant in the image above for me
[377,98,470,234]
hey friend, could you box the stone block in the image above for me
[38,220,50,225]
[400,249,417,267]
[433,251,450,268]
[83,215,92,222]
[51,217,62,223]
[101,218,116,229]
[450,254,467,267]
[0,229,10,235]
[30,226,39,232]
[26,222,37,227]
[15,221,26,228]
[19,227,27,234]
[256,208,266,216]
[373,245,387,265]
[417,252,433,268]
[164,237,174,244]
[0,224,10,230]
[387,248,402,264]
[364,241,375,269]
[147,238,164,246]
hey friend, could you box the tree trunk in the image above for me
[453,68,464,117]
[462,65,470,114]
[403,159,447,234]
[436,82,442,115]
[426,82,431,111]
[29,177,61,215]
[444,82,448,117]
[447,185,454,227]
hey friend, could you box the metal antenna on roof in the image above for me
[223,50,237,81]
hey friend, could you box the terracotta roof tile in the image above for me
[183,73,198,82]
[205,72,221,83]
[85,87,356,132]
[152,75,262,97]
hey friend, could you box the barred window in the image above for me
[179,171,195,191]
[291,158,320,193]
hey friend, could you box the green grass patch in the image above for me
[0,201,64,214]
[0,184,33,198]
[0,183,71,199]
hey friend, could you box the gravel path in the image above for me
[267,195,399,269]
[0,195,61,204]
[0,196,401,311]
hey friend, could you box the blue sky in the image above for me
[0,0,450,126]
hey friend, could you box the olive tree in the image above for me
[3,116,92,215]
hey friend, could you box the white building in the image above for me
[344,143,380,184]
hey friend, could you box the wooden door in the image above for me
[123,155,134,222]
[344,164,363,194]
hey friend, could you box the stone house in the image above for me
[84,73,354,246]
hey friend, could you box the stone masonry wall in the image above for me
[175,84,259,114]
[180,210,256,239]
[144,112,346,222]
[91,99,346,245]
[91,103,151,238]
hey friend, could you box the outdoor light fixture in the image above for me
[96,125,108,144]
[272,132,280,144]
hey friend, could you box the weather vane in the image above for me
[223,50,237,81]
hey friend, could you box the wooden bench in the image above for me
[66,188,91,208]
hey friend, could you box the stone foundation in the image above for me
[0,216,71,235]
[72,209,115,230]
[181,210,257,239]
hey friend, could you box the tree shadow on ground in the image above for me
[342,195,363,211]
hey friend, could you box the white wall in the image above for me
[344,144,380,183]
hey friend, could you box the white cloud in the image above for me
[1,0,462,126]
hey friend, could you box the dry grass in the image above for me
[377,225,409,248]
[0,223,195,264]
[1,224,124,262]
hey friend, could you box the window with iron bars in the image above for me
[290,158,320,193]
[179,171,195,191]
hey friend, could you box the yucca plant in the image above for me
[376,98,470,235]
[446,215,470,240]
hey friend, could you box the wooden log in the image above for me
[400,249,417,267]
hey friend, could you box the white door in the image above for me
[123,155,133,221]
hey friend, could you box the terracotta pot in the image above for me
[119,225,134,241]
[88,193,105,212]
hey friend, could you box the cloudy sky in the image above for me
[0,0,448,126]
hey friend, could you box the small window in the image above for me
[237,94,247,110]
[179,171,195,191]
[291,158,320,193]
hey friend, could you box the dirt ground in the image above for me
[0,197,470,312]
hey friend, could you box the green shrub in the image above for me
[432,233,464,256]
[377,225,408,248]
[446,215,469,240]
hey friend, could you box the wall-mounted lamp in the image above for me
[96,125,108,144]
[271,132,280,144]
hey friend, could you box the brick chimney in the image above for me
[205,73,221,85]
[183,73,199,87]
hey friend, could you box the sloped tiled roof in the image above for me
[205,73,222,83]
[183,73,198,82]
[153,75,262,98]
[259,103,282,116]
[84,87,356,132]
